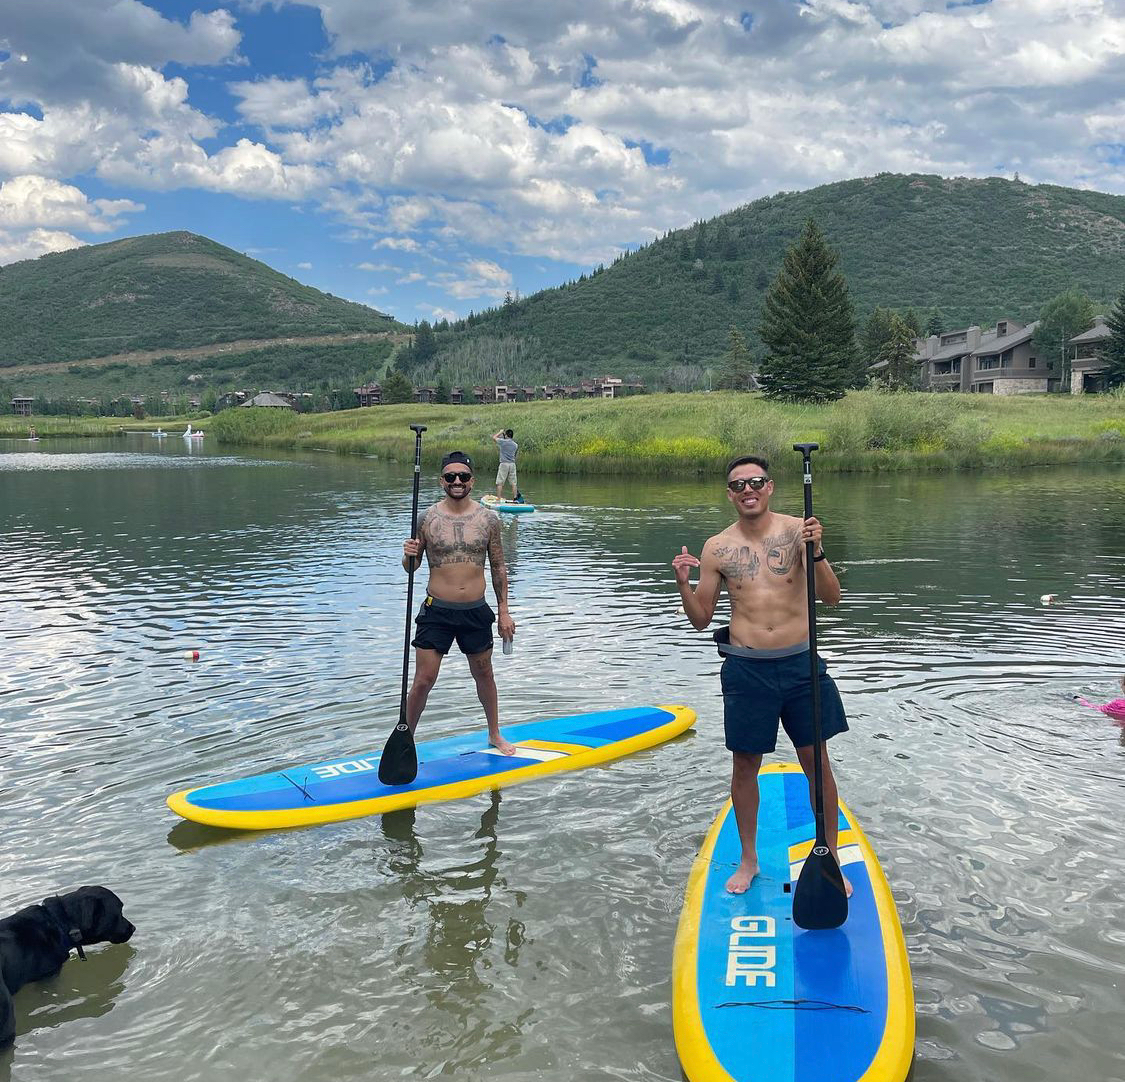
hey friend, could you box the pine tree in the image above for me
[382,371,412,404]
[1102,289,1125,389]
[717,326,755,390]
[925,310,944,337]
[873,315,918,391]
[757,219,857,402]
[434,377,451,404]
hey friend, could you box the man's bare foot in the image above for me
[490,733,517,755]
[725,859,759,894]
[843,873,853,898]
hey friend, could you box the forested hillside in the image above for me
[0,231,404,367]
[406,174,1125,388]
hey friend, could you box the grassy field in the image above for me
[0,415,198,438]
[206,390,1125,475]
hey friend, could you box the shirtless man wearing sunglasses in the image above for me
[672,455,850,895]
[402,450,517,754]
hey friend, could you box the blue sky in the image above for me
[1,0,1123,324]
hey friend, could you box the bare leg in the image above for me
[495,483,503,497]
[405,648,443,733]
[468,649,515,754]
[794,743,853,897]
[727,751,763,893]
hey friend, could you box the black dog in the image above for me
[0,886,135,1046]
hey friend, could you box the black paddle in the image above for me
[378,424,427,786]
[791,442,849,931]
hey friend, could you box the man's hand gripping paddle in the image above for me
[790,442,849,931]
[378,424,427,786]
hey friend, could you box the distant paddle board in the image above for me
[481,494,535,514]
[168,704,695,830]
[673,764,914,1082]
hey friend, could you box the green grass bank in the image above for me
[0,415,200,438]
[207,390,1125,475]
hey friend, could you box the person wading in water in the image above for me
[672,455,852,896]
[402,451,517,753]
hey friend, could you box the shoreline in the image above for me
[5,390,1124,474]
[206,390,1125,474]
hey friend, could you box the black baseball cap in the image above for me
[440,450,473,470]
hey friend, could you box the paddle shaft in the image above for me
[399,425,427,725]
[795,443,827,842]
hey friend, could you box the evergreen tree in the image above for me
[925,310,944,337]
[873,315,918,391]
[717,326,755,390]
[757,219,857,402]
[1032,289,1095,389]
[434,377,451,404]
[382,370,413,404]
[1102,289,1125,389]
[901,308,923,337]
[861,307,898,366]
[413,320,437,363]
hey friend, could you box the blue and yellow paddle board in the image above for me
[673,764,914,1082]
[168,704,694,830]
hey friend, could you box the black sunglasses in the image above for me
[727,476,769,493]
[442,471,473,483]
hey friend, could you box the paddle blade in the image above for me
[377,722,418,786]
[792,845,849,930]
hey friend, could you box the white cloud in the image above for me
[367,285,389,295]
[297,260,312,268]
[0,173,143,266]
[396,271,424,283]
[0,226,86,265]
[357,260,396,271]
[375,236,422,251]
[417,303,458,321]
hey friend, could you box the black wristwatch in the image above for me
[812,549,827,563]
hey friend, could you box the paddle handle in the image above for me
[399,425,427,724]
[794,443,827,835]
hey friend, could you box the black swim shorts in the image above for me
[412,596,495,656]
[719,640,848,754]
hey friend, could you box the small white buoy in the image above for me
[1040,594,1058,605]
[184,649,200,661]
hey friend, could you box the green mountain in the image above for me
[0,230,404,368]
[413,173,1125,387]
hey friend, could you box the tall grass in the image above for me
[206,391,1125,475]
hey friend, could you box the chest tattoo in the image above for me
[764,529,801,575]
[423,507,492,568]
[713,544,761,583]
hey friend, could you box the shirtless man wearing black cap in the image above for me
[401,450,517,753]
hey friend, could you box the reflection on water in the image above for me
[1,436,1123,1081]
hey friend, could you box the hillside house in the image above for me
[915,320,1056,393]
[355,383,382,407]
[242,392,297,410]
[11,396,33,417]
[1069,317,1112,393]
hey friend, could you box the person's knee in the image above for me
[731,752,762,779]
[412,670,439,694]
[468,656,494,682]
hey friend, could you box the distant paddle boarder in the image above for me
[672,454,852,896]
[492,429,519,500]
[402,450,517,754]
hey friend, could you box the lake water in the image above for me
[1,435,1123,1082]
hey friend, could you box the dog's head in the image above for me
[45,886,135,947]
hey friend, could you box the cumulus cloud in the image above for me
[3,0,1125,291]
[297,260,312,268]
[0,174,143,265]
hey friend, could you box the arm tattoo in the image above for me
[713,544,761,583]
[487,515,508,606]
[764,528,801,575]
[423,507,492,568]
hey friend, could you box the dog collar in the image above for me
[42,895,87,961]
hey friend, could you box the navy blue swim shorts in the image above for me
[412,596,495,656]
[718,640,848,754]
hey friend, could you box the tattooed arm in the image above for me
[402,508,429,572]
[487,514,517,640]
[673,538,724,630]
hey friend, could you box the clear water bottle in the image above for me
[502,638,513,656]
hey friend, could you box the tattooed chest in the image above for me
[714,530,801,584]
[425,512,491,568]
